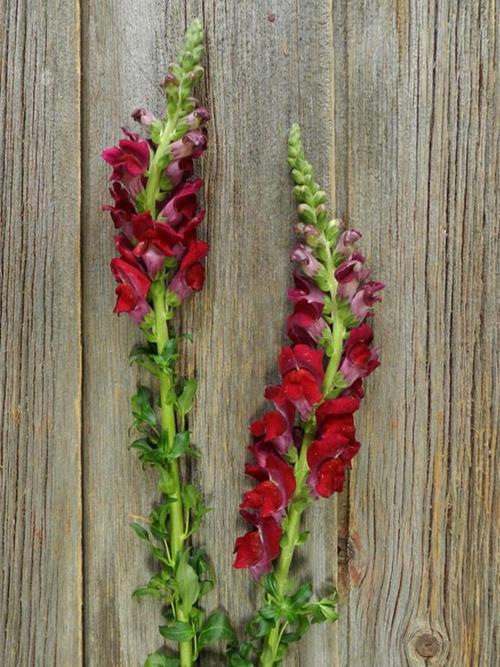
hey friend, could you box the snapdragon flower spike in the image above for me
[102,21,236,667]
[102,43,209,318]
[230,124,385,667]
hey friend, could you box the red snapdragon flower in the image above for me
[335,252,370,300]
[110,257,151,323]
[250,408,295,454]
[336,228,362,256]
[306,396,362,497]
[307,435,348,497]
[290,243,323,278]
[165,157,194,189]
[131,213,177,278]
[102,182,136,233]
[350,281,385,321]
[277,344,324,419]
[169,239,209,300]
[233,517,282,579]
[160,178,204,225]
[340,324,380,385]
[287,301,327,345]
[102,129,151,197]
[170,129,207,159]
[243,450,296,519]
[288,272,325,307]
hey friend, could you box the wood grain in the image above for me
[81,2,178,665]
[82,1,338,664]
[0,1,82,666]
[332,0,499,665]
[1,0,497,665]
[182,2,338,665]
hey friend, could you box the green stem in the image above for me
[152,284,193,667]
[322,233,345,394]
[144,86,184,218]
[260,234,344,666]
[259,431,313,667]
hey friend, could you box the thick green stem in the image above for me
[322,233,345,394]
[144,91,184,218]
[152,284,193,667]
[260,233,344,666]
[259,432,312,667]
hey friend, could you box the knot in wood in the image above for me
[337,536,355,565]
[414,632,441,658]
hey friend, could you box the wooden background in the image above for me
[0,1,498,665]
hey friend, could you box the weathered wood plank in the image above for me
[81,2,181,665]
[81,1,338,665]
[332,0,498,664]
[0,1,82,666]
[183,2,338,665]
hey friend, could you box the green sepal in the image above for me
[296,530,310,545]
[149,121,164,146]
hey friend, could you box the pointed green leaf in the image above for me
[176,378,197,418]
[130,522,150,542]
[176,556,200,615]
[170,431,190,458]
[159,621,194,641]
[198,611,235,649]
[145,652,180,667]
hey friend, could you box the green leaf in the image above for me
[131,386,157,428]
[309,593,339,623]
[262,573,279,598]
[130,522,150,541]
[130,437,154,453]
[258,604,279,621]
[144,652,180,667]
[162,337,178,361]
[228,654,253,667]
[198,611,235,649]
[150,545,169,566]
[296,530,310,545]
[176,556,200,615]
[170,431,191,458]
[176,378,197,418]
[289,583,313,608]
[181,483,200,509]
[159,621,194,641]
[165,290,181,308]
[132,585,163,600]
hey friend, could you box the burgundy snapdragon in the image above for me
[102,93,210,321]
[233,128,384,581]
[102,128,150,197]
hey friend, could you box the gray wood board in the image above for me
[0,1,82,666]
[0,1,497,665]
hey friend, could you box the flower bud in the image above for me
[294,223,320,248]
[131,107,157,128]
[298,203,317,226]
[161,71,178,89]
[184,107,210,129]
